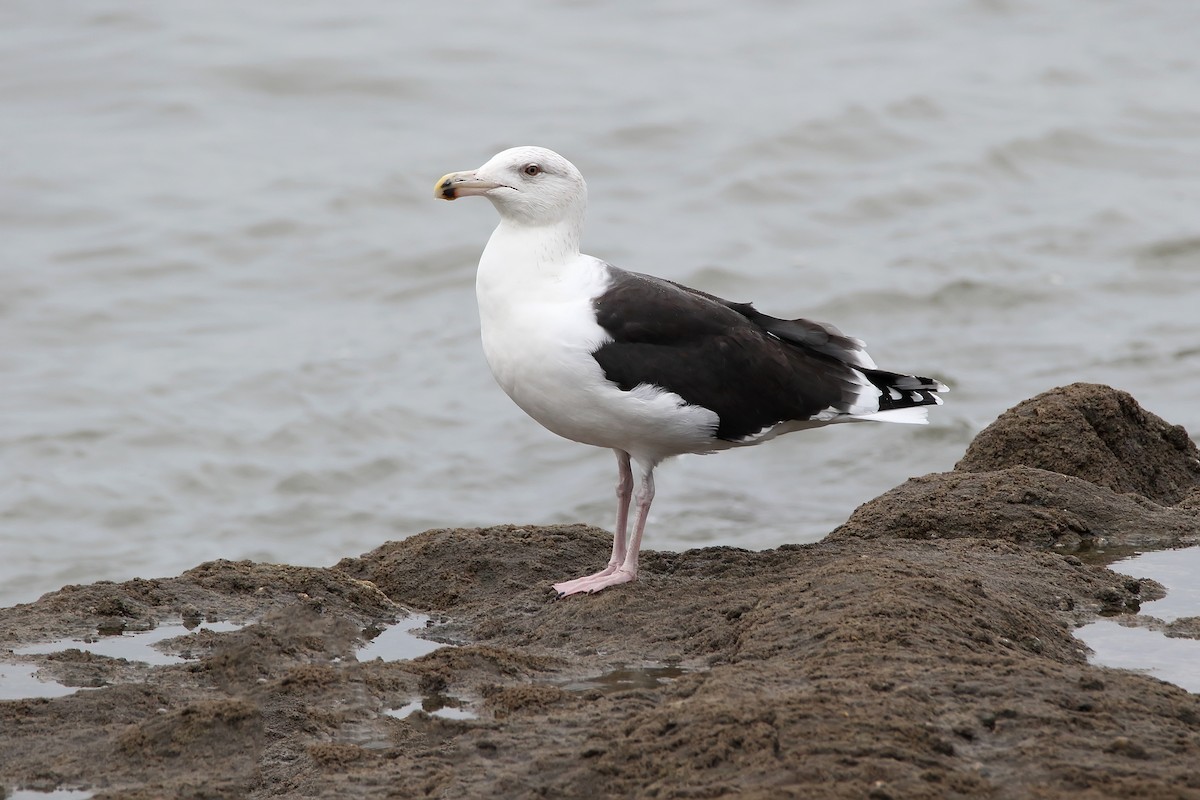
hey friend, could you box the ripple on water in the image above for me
[213,61,423,99]
[989,128,1185,176]
[729,106,921,163]
[1133,236,1200,271]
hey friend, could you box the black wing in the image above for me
[590,269,871,441]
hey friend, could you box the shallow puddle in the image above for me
[387,693,478,721]
[13,620,245,666]
[0,663,81,701]
[1075,545,1200,693]
[561,664,688,694]
[356,615,446,662]
[1076,620,1200,693]
[6,789,94,799]
[358,617,467,722]
[1,620,245,701]
[1107,548,1200,623]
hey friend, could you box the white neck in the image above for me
[475,212,613,349]
[477,217,583,290]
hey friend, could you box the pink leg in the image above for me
[605,450,633,570]
[554,459,655,598]
[616,467,654,579]
[552,451,632,597]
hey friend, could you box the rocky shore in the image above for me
[2,383,1199,799]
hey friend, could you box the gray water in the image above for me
[1075,547,1200,694]
[3,1,1200,607]
[356,615,445,662]
[0,619,246,700]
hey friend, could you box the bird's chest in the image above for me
[478,294,610,424]
[473,246,643,446]
[475,250,610,394]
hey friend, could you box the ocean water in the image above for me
[3,0,1200,607]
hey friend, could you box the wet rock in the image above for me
[956,383,1200,504]
[91,596,141,618]
[116,698,261,761]
[483,684,571,718]
[1097,586,1127,613]
[307,742,374,768]
[1,383,1199,799]
[335,524,612,611]
[1165,617,1200,640]
[828,466,1200,549]
[830,385,1200,550]
[1104,736,1150,760]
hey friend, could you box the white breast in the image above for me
[475,228,721,464]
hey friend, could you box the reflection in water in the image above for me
[1,620,245,701]
[1076,621,1200,693]
[1075,546,1200,694]
[0,663,81,702]
[562,664,688,694]
[387,694,477,721]
[355,615,446,662]
[1106,548,1200,624]
[14,620,246,667]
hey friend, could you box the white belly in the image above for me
[478,296,721,464]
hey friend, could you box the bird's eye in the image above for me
[523,163,542,176]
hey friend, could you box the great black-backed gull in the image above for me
[435,146,947,598]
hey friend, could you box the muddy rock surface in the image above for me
[955,383,1200,505]
[2,383,1199,799]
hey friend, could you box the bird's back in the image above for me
[590,269,945,444]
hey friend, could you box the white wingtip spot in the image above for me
[858,406,931,425]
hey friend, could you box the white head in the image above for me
[435,146,588,229]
